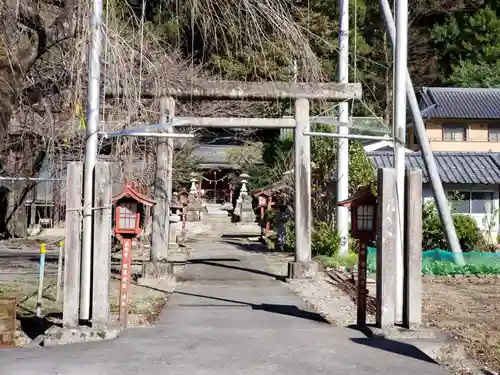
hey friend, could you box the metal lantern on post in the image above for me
[337,186,377,326]
[178,190,189,206]
[178,191,189,231]
[113,182,155,328]
[255,191,272,238]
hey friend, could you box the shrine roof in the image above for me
[112,181,155,206]
[252,179,291,196]
[337,186,376,208]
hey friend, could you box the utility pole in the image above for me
[81,0,104,321]
[393,0,408,322]
[379,0,465,264]
[337,0,350,255]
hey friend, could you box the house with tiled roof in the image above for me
[369,151,500,241]
[367,87,500,240]
[407,87,500,152]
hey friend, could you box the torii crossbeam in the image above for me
[106,79,362,101]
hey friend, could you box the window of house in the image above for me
[488,125,500,142]
[471,191,494,214]
[449,191,470,213]
[442,125,466,141]
[448,191,494,214]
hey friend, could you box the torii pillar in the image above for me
[287,97,316,278]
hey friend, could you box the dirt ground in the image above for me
[0,275,168,347]
[0,237,170,347]
[423,276,500,373]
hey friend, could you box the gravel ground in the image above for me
[263,251,366,326]
[261,250,498,375]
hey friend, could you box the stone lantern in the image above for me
[234,173,255,223]
[239,173,249,197]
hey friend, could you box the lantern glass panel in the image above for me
[356,205,374,232]
[119,203,138,229]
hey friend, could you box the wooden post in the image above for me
[288,98,316,278]
[152,96,175,264]
[357,240,368,326]
[63,162,83,328]
[403,168,423,328]
[375,168,398,329]
[119,238,132,328]
[92,162,112,328]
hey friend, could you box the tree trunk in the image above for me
[0,0,78,141]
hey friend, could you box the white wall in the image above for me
[422,183,500,242]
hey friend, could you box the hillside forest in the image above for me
[131,0,500,116]
[2,0,500,136]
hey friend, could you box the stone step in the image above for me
[202,216,232,224]
[205,212,231,217]
[204,203,229,214]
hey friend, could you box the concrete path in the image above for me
[0,232,450,375]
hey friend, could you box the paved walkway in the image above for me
[0,231,450,375]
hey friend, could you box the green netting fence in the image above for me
[365,247,500,276]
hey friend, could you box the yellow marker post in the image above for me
[56,240,64,303]
[36,243,47,317]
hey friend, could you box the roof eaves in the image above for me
[368,151,500,185]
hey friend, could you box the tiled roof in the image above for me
[368,151,500,184]
[419,87,500,119]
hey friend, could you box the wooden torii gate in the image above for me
[103,79,362,278]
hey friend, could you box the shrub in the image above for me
[312,221,340,257]
[264,210,276,224]
[422,201,445,250]
[422,201,484,251]
[283,220,340,256]
[453,214,485,251]
[422,260,500,276]
[317,251,358,270]
[367,256,500,275]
